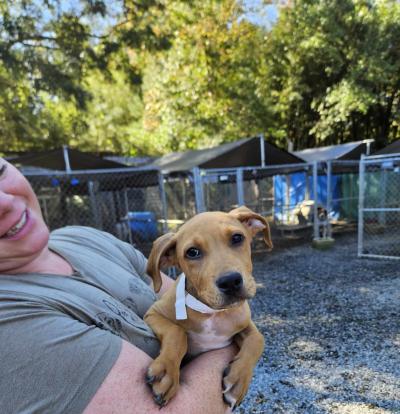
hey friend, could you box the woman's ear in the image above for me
[229,206,273,250]
[146,233,177,292]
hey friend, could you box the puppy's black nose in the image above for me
[216,272,243,295]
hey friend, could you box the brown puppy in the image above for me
[144,206,272,409]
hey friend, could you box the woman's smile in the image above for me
[0,209,32,240]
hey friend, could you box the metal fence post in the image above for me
[313,161,319,239]
[123,188,129,216]
[236,168,244,207]
[379,165,388,226]
[305,163,311,201]
[357,155,365,257]
[285,174,291,223]
[259,134,266,167]
[158,172,169,234]
[88,180,103,229]
[121,188,133,245]
[326,160,332,238]
[193,167,205,213]
[63,145,72,173]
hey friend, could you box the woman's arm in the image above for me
[85,270,232,413]
[83,340,234,414]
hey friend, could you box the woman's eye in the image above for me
[185,247,202,259]
[0,164,7,178]
[231,233,244,245]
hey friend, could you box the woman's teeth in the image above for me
[4,211,27,237]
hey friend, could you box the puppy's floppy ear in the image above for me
[146,232,177,292]
[229,206,273,250]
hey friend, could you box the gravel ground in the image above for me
[240,233,400,414]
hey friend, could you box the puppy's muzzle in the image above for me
[216,272,244,297]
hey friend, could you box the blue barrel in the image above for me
[127,211,158,242]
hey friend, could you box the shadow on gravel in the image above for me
[240,234,400,414]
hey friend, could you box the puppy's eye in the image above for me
[231,233,244,245]
[185,247,202,260]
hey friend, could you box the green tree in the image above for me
[261,0,400,149]
[0,63,38,150]
[138,0,275,153]
[74,67,144,154]
[0,0,172,152]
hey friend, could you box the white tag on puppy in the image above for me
[175,274,223,320]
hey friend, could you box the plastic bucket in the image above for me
[127,211,158,242]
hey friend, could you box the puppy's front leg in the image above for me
[222,321,265,409]
[144,309,188,406]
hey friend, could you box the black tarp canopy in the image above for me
[10,146,160,189]
[372,140,400,156]
[293,140,374,163]
[10,146,126,171]
[292,139,375,173]
[150,137,304,174]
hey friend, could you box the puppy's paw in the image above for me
[222,359,253,410]
[146,357,180,406]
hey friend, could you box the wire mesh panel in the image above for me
[243,172,274,217]
[194,164,321,245]
[327,161,360,227]
[199,164,314,216]
[271,164,314,226]
[159,161,368,243]
[202,170,239,212]
[162,173,196,230]
[24,168,166,254]
[358,154,400,259]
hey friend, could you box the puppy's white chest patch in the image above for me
[187,315,233,356]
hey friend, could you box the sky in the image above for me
[35,0,279,38]
[242,0,279,28]
[43,0,279,29]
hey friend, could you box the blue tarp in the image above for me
[274,172,341,221]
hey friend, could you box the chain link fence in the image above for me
[189,164,324,244]
[358,154,400,259]
[323,160,360,238]
[162,173,196,231]
[23,159,377,255]
[161,162,368,246]
[24,168,167,255]
[198,164,311,219]
[18,150,394,257]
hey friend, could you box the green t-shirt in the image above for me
[0,226,160,414]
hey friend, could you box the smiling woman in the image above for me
[0,159,53,274]
[0,158,235,414]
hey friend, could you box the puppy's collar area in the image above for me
[175,274,224,320]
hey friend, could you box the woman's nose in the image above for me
[0,191,14,216]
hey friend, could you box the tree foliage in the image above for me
[262,0,400,149]
[1,0,400,154]
[0,0,171,152]
[139,1,274,153]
